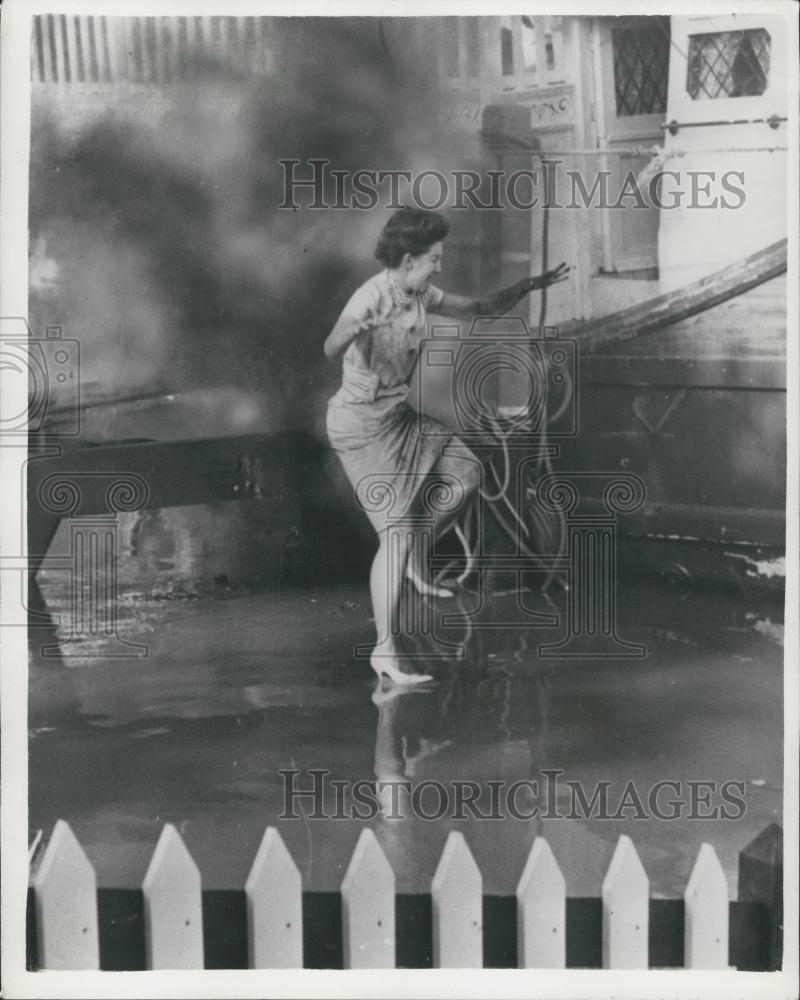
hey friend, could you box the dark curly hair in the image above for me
[374,207,449,268]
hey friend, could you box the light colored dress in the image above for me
[326,269,473,533]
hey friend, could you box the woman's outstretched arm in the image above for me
[324,313,376,360]
[436,262,570,320]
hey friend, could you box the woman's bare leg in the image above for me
[406,445,481,597]
[370,527,432,684]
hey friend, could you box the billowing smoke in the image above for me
[29,17,477,442]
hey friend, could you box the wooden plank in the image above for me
[241,16,256,74]
[59,13,74,83]
[227,17,241,71]
[738,823,783,971]
[602,835,648,969]
[31,15,45,83]
[516,837,565,968]
[140,16,155,84]
[105,16,121,82]
[97,16,111,82]
[685,843,729,969]
[176,16,189,79]
[562,240,788,354]
[259,16,273,74]
[606,274,787,362]
[43,14,58,83]
[126,18,142,83]
[87,15,101,83]
[244,826,302,969]
[27,433,288,517]
[159,17,173,83]
[193,15,205,49]
[76,17,92,84]
[572,500,786,548]
[65,15,81,84]
[31,820,99,970]
[341,829,395,969]
[142,824,203,969]
[579,357,785,390]
[202,16,215,61]
[432,832,482,968]
[53,14,68,84]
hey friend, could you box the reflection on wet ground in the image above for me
[29,573,783,897]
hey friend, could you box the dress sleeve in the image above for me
[339,279,383,325]
[422,283,445,313]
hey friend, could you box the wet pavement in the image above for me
[29,572,783,899]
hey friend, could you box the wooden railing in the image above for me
[30,14,274,86]
[27,819,782,970]
[30,15,565,91]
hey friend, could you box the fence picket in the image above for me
[685,843,729,969]
[25,817,784,971]
[341,829,395,969]
[602,835,649,969]
[244,826,303,968]
[516,837,565,968]
[31,820,99,970]
[142,824,203,969]
[738,823,783,972]
[432,832,482,968]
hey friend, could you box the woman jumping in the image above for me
[325,207,568,685]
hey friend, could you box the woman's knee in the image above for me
[437,441,481,500]
[442,457,480,504]
[459,458,481,497]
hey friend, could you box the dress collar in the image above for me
[385,270,414,307]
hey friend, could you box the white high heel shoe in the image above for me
[370,650,433,685]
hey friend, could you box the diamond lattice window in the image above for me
[687,29,771,100]
[612,18,670,116]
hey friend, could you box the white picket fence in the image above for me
[29,820,733,971]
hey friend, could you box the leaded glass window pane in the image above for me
[687,29,770,99]
[612,17,670,116]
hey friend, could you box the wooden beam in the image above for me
[738,824,783,972]
[561,239,787,353]
[27,433,290,519]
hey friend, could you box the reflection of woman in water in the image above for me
[325,207,568,685]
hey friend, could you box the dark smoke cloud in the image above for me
[29,17,477,442]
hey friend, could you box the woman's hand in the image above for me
[529,262,570,291]
[440,263,572,321]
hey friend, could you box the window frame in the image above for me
[667,13,787,127]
